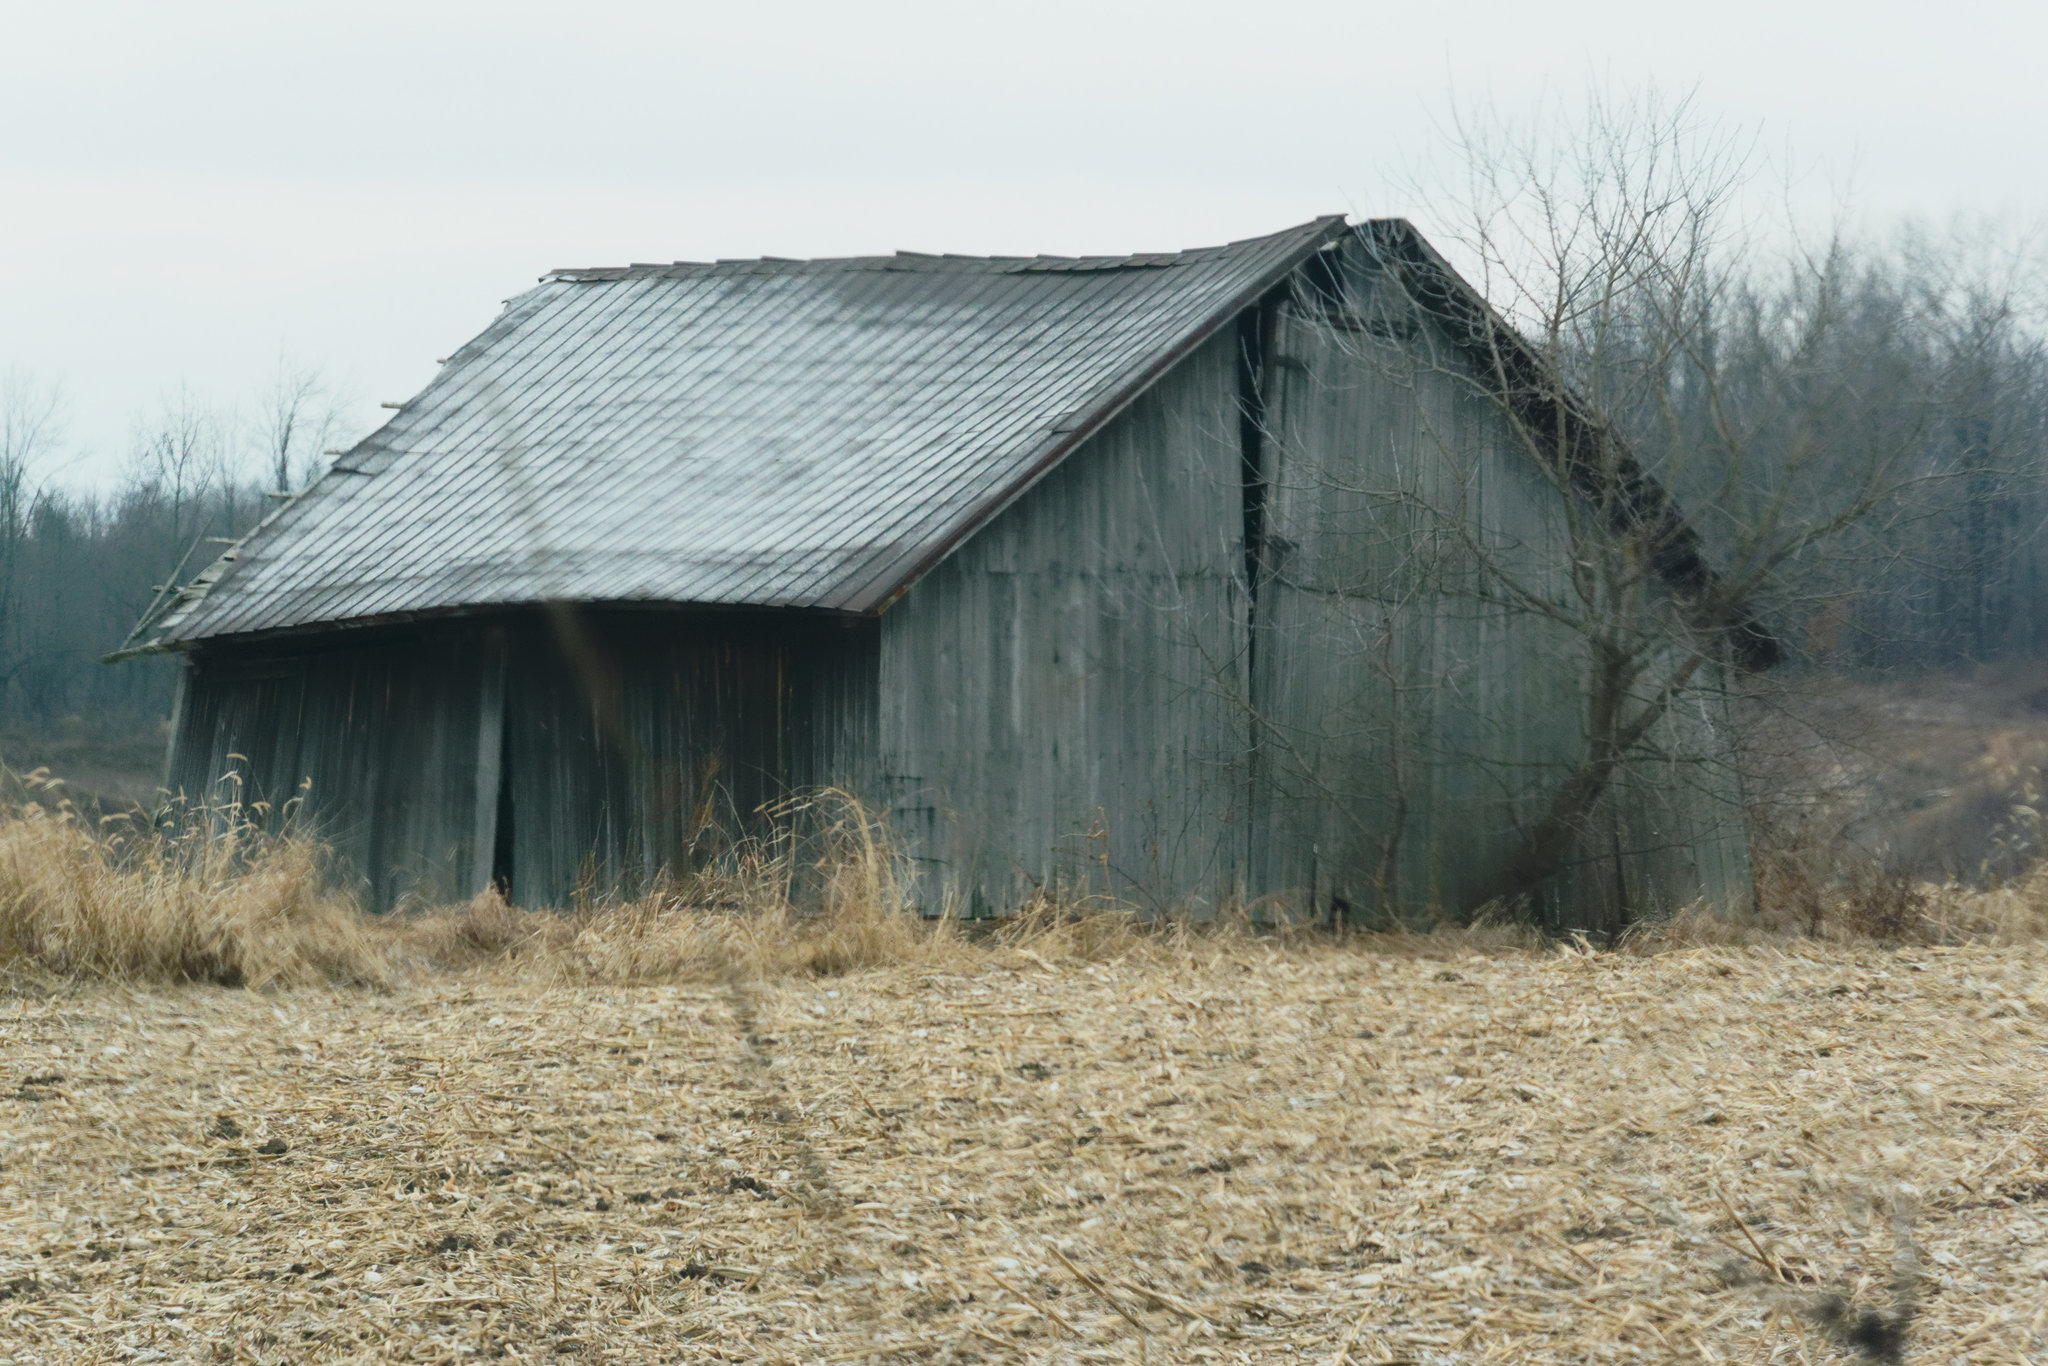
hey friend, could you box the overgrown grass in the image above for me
[0,783,1230,989]
[0,772,389,989]
[0,781,969,989]
[2,772,2046,991]
[1618,871,2048,953]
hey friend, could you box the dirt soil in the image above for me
[1747,664,2048,884]
[2,940,2045,1364]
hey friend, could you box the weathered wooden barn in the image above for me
[124,217,1756,922]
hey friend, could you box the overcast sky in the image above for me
[7,0,2047,486]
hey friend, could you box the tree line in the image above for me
[1619,221,2048,669]
[0,365,347,743]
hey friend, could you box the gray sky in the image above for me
[7,0,2046,486]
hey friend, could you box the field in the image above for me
[4,930,2046,1364]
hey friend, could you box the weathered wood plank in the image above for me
[1248,239,1749,924]
[877,330,1250,914]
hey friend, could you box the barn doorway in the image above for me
[489,703,516,899]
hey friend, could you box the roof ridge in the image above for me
[542,217,1343,284]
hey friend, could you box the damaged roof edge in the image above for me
[104,486,313,661]
[114,598,876,661]
[113,285,564,658]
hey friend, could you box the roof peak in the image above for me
[545,215,1348,284]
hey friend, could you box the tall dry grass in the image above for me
[0,781,969,989]
[0,772,389,988]
[402,793,956,984]
[1623,864,2048,952]
[4,770,2047,991]
[0,784,1219,989]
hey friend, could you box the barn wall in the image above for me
[875,330,1251,913]
[1247,240,1751,924]
[499,608,876,906]
[1591,663,1751,924]
[169,609,878,911]
[871,252,1749,923]
[168,625,495,910]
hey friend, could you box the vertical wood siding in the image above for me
[500,609,876,906]
[1247,240,1750,924]
[876,331,1251,914]
[168,628,492,910]
[169,611,877,911]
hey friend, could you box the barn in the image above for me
[121,216,1757,926]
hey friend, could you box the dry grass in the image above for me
[0,786,1334,993]
[1,783,2046,1360]
[1623,872,2048,956]
[0,786,971,992]
[3,936,2045,1363]
[7,775,2037,999]
[0,778,390,991]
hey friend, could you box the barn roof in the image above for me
[131,216,1348,650]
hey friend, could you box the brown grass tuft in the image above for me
[0,774,392,988]
[389,790,953,983]
[1626,867,2048,952]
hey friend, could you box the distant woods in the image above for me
[0,364,348,742]
[1405,91,2048,683]
[1629,224,2048,669]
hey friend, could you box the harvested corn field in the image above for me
[2,936,2046,1364]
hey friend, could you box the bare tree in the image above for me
[255,354,342,494]
[1360,89,1992,913]
[125,386,230,551]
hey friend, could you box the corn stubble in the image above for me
[0,788,2045,1362]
